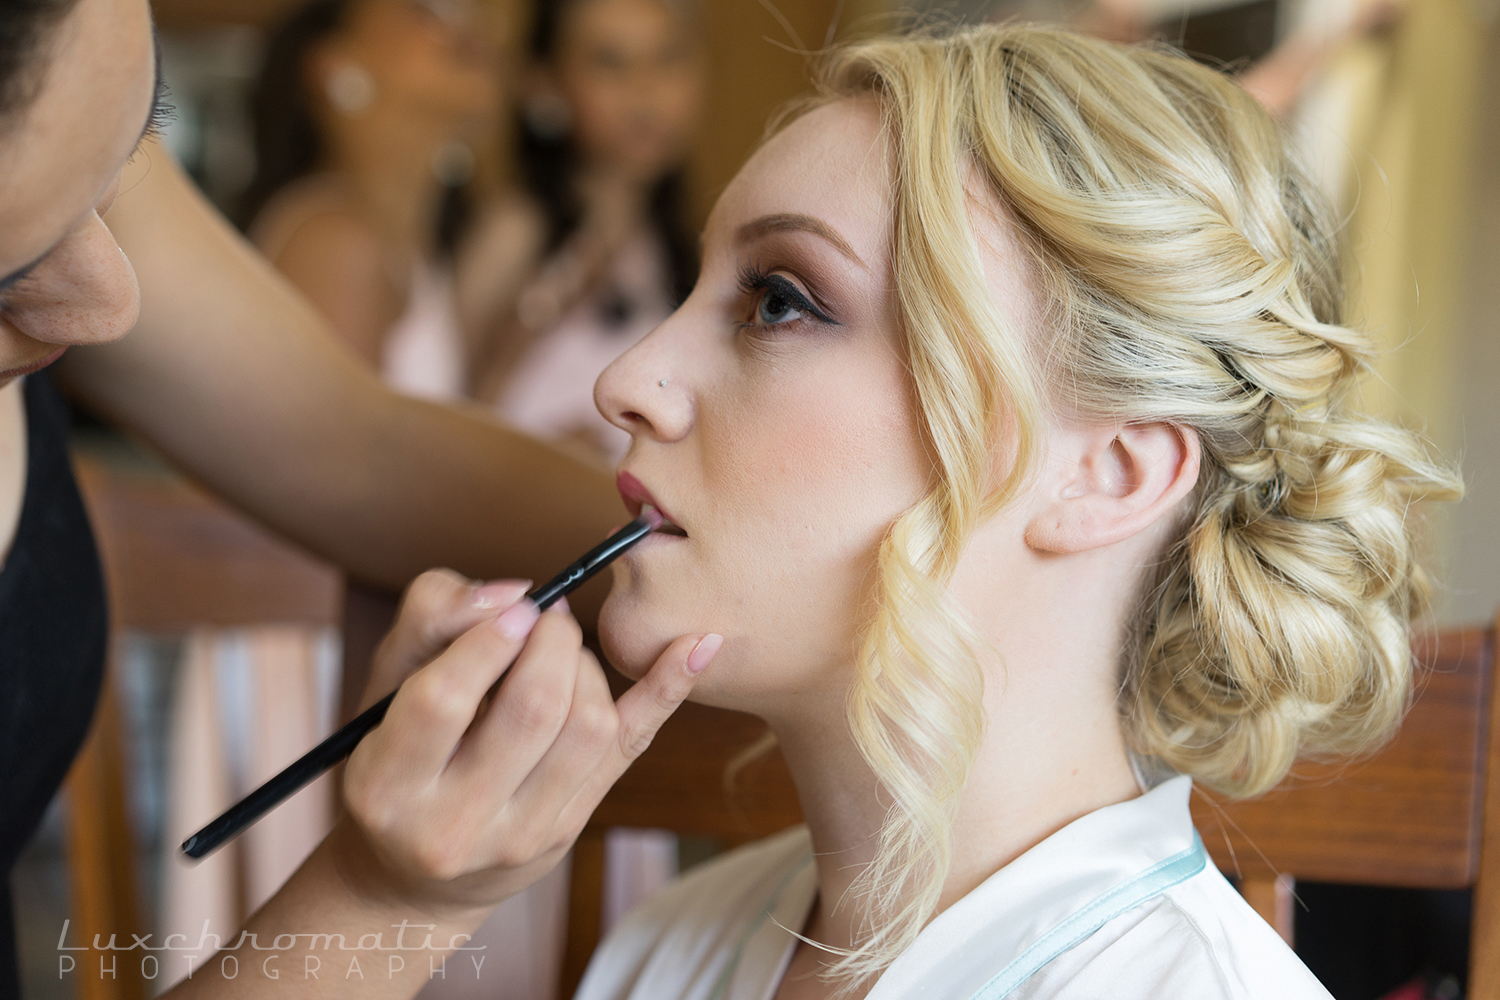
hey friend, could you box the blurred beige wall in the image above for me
[681,0,890,225]
[1441,15,1500,626]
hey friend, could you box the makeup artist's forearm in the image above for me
[164,823,492,1000]
[67,139,620,612]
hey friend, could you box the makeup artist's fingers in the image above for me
[491,644,617,824]
[363,570,530,708]
[447,607,588,799]
[571,633,722,810]
[349,598,544,789]
[448,611,603,783]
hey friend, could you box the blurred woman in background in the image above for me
[460,0,704,464]
[243,0,498,401]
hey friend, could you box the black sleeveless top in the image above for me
[0,372,109,1000]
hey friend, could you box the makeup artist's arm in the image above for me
[164,573,719,1000]
[57,138,620,619]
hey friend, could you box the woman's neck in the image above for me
[763,548,1142,966]
[323,112,454,252]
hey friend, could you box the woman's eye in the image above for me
[755,286,806,326]
[738,270,833,331]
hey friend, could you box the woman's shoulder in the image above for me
[1015,864,1332,1000]
[248,176,380,265]
[573,826,814,1000]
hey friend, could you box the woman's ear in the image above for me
[1025,422,1200,554]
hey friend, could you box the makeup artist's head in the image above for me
[0,0,158,388]
[597,22,1460,976]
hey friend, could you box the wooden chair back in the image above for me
[63,452,340,1000]
[562,617,1500,999]
[1189,617,1500,996]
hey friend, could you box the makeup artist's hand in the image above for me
[339,569,723,912]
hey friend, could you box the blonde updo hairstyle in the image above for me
[797,22,1463,986]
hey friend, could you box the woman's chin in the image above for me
[597,589,664,682]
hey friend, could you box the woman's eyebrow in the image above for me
[735,213,864,267]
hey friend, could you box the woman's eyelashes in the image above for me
[735,264,837,331]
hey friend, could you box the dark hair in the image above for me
[238,0,470,251]
[0,0,84,124]
[238,0,350,228]
[523,0,698,305]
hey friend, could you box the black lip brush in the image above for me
[180,511,662,860]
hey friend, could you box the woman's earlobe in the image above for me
[1024,423,1200,555]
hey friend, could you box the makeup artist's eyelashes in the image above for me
[143,83,175,140]
[735,264,836,332]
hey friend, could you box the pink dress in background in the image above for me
[381,260,467,403]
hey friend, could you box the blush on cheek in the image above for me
[717,356,925,555]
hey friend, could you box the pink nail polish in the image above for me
[686,634,723,674]
[494,600,540,640]
[472,580,531,610]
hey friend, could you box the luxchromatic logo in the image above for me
[55,919,489,983]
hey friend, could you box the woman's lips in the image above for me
[616,470,688,537]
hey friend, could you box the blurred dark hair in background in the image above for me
[521,0,698,304]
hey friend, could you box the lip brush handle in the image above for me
[180,514,658,860]
[181,693,394,858]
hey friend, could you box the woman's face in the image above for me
[334,0,499,127]
[594,98,932,716]
[0,0,157,388]
[552,0,703,183]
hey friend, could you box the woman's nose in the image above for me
[594,319,693,444]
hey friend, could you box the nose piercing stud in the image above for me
[659,380,668,387]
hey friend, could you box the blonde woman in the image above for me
[546,23,1458,1000]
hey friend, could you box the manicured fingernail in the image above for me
[472,580,531,610]
[686,634,723,674]
[494,600,540,640]
[553,596,571,614]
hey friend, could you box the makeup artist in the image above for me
[0,1,720,998]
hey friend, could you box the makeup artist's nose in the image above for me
[595,323,693,443]
[1,209,140,347]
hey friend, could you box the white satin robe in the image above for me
[572,776,1333,1000]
